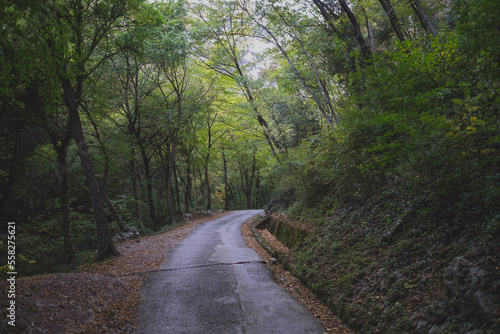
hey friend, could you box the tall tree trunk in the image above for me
[141,148,156,226]
[198,167,205,207]
[184,155,192,212]
[165,148,175,224]
[378,0,406,42]
[205,161,211,211]
[166,99,182,222]
[130,158,144,230]
[55,144,74,263]
[173,162,181,214]
[253,174,261,208]
[408,0,437,36]
[228,183,238,210]
[101,191,125,231]
[362,7,376,53]
[338,0,372,64]
[61,78,119,260]
[239,153,256,210]
[223,150,229,211]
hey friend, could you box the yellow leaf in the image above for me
[446,131,454,137]
[470,116,478,121]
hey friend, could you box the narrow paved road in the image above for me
[135,210,325,334]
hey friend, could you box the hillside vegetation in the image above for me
[264,1,500,332]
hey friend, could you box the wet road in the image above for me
[135,210,325,334]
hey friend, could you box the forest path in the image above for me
[134,210,326,334]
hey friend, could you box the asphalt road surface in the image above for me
[135,210,326,334]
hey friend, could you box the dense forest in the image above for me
[1,0,499,332]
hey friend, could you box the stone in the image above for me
[427,325,442,333]
[469,267,488,284]
[444,257,463,295]
[380,232,392,243]
[112,226,140,243]
[415,320,430,333]
[183,212,193,218]
[473,290,495,318]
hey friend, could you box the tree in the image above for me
[34,0,146,259]
[378,0,406,42]
[241,0,341,125]
[310,0,371,65]
[149,0,192,220]
[193,0,284,161]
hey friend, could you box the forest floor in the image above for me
[0,211,351,333]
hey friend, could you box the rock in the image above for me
[444,257,463,295]
[380,232,392,243]
[183,212,193,218]
[123,226,139,234]
[380,219,402,243]
[473,290,495,318]
[112,226,140,243]
[427,325,442,333]
[422,310,438,323]
[469,267,488,284]
[260,212,266,218]
[269,258,277,265]
[218,209,225,213]
[415,320,430,333]
[201,210,213,216]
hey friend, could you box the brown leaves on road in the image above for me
[0,212,229,333]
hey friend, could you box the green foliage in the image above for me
[265,2,500,332]
[276,30,500,228]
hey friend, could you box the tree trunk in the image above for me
[362,7,376,53]
[338,0,372,64]
[101,191,125,231]
[55,144,74,263]
[61,78,119,260]
[174,162,181,214]
[198,167,205,207]
[165,149,175,224]
[228,183,238,210]
[184,155,192,212]
[141,148,156,226]
[223,150,229,211]
[409,0,437,36]
[378,0,406,42]
[130,158,144,230]
[205,161,211,210]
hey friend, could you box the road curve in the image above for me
[135,210,325,334]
